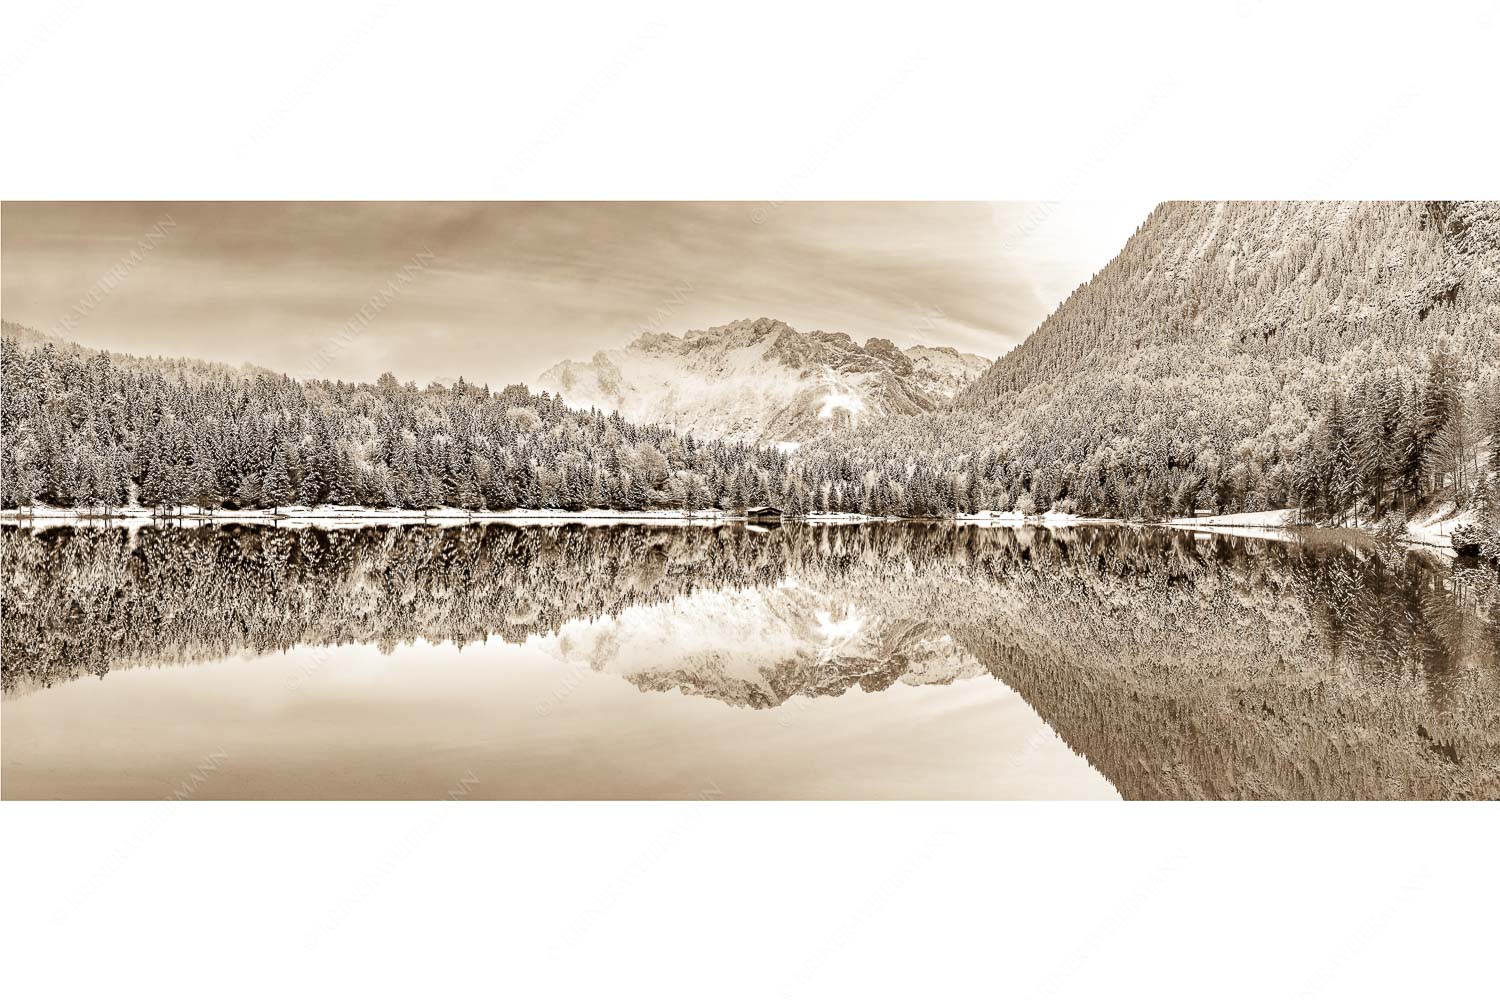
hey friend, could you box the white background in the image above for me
[3,1,1498,997]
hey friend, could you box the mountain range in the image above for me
[535,316,989,446]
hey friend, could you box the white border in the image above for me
[4,2,1499,997]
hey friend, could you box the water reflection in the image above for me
[3,522,1497,799]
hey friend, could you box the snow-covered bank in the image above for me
[956,510,1026,524]
[1399,506,1471,550]
[0,504,903,529]
[1165,508,1302,529]
[955,510,1108,527]
[1161,508,1302,543]
[0,504,1482,557]
[2,504,1095,529]
[0,504,751,528]
[1162,505,1488,554]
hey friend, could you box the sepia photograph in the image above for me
[2,3,1497,998]
[3,200,1497,800]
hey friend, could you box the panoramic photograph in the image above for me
[9,5,1499,997]
[2,200,1497,800]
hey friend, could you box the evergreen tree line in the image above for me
[3,334,1495,525]
[791,346,1498,521]
[797,199,1500,523]
[0,336,793,514]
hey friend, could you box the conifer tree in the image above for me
[263,449,293,513]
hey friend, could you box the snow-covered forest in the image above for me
[793,343,1499,521]
[800,201,1500,522]
[3,202,1497,530]
[6,324,1494,527]
[0,328,791,514]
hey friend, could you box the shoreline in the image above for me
[0,505,894,529]
[0,505,1466,553]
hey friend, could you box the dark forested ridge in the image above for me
[800,201,1500,523]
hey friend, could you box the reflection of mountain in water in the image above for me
[3,523,1496,799]
[548,584,984,708]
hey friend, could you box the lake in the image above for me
[2,521,1496,799]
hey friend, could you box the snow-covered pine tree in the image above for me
[263,449,293,513]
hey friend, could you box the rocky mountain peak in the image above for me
[536,318,990,445]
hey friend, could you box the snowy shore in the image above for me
[1163,506,1472,552]
[0,504,1122,532]
[0,504,894,528]
[0,503,1472,553]
[1394,506,1475,550]
[1161,508,1303,542]
[955,509,1107,527]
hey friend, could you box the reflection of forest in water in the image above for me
[3,522,1497,800]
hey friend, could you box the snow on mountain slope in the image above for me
[543,581,985,709]
[535,317,989,445]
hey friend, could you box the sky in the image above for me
[0,201,1155,386]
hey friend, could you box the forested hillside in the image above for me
[0,323,789,513]
[797,201,1500,521]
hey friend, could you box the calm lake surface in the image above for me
[3,522,1496,799]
